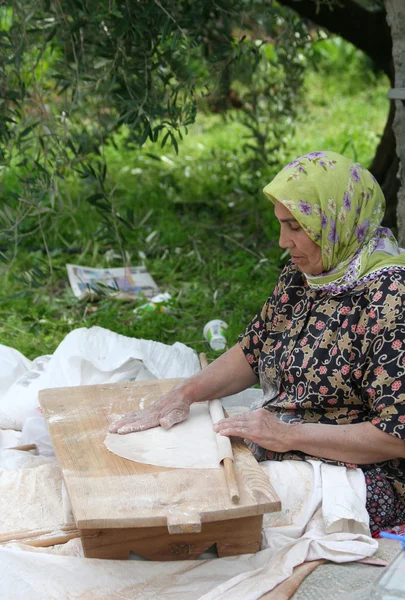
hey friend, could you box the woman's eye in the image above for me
[289,225,301,232]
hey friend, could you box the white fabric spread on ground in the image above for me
[0,450,64,534]
[0,332,379,599]
[104,400,233,469]
[0,328,201,430]
[0,458,378,600]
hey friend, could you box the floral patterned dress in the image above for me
[239,261,405,509]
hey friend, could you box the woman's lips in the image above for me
[291,256,304,263]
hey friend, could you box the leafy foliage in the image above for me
[0,52,388,358]
[0,2,389,359]
[0,0,310,287]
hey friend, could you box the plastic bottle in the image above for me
[370,532,405,599]
[203,319,228,350]
[133,292,172,316]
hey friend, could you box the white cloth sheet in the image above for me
[0,328,378,599]
[0,326,201,430]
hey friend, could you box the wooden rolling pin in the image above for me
[199,353,240,503]
[8,444,37,452]
[0,523,80,547]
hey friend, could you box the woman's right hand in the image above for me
[108,385,192,434]
[108,344,258,435]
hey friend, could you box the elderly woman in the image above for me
[110,151,405,534]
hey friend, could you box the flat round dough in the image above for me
[105,402,225,469]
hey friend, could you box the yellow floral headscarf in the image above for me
[264,151,405,292]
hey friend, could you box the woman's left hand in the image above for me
[213,408,293,453]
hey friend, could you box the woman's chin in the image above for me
[291,259,306,271]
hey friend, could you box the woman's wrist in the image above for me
[171,344,259,409]
[171,379,196,405]
[280,420,405,464]
[283,420,304,452]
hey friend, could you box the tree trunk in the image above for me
[385,0,405,245]
[278,0,399,230]
[370,100,399,230]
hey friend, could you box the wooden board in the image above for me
[79,515,264,560]
[39,379,281,534]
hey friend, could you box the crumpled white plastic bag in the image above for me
[20,409,55,455]
[0,355,51,430]
[0,429,21,449]
[0,345,32,399]
[0,326,201,431]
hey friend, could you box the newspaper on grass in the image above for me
[66,264,159,300]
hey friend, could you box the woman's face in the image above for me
[274,201,324,276]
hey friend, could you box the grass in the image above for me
[0,41,390,361]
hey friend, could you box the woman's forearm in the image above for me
[213,404,405,464]
[180,343,258,404]
[110,343,258,434]
[289,421,405,464]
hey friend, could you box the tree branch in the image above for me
[277,0,393,82]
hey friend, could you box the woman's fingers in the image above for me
[214,413,251,431]
[109,399,190,434]
[217,426,249,437]
[116,412,161,434]
[160,407,189,430]
[213,407,290,451]
[114,407,188,434]
[109,407,161,434]
[213,412,263,441]
[108,410,143,433]
[214,416,250,437]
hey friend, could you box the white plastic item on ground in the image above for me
[0,345,32,399]
[0,326,201,430]
[133,292,172,315]
[0,429,21,449]
[0,355,51,430]
[20,408,56,456]
[203,319,228,350]
[0,459,377,600]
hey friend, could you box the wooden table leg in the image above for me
[216,514,263,557]
[80,514,263,560]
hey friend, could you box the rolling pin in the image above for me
[199,353,240,503]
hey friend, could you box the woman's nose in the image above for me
[279,227,294,249]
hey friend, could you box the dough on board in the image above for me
[104,401,231,469]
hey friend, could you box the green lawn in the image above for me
[0,42,390,360]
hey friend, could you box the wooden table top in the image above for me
[40,379,281,532]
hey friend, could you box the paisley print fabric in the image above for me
[365,468,405,534]
[263,151,405,293]
[239,261,405,509]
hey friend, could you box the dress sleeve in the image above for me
[238,263,291,375]
[361,278,405,440]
